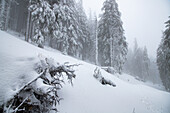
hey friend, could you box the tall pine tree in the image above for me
[98,0,128,73]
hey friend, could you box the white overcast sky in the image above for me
[82,0,170,58]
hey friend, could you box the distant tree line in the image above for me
[123,38,161,84]
[0,0,127,74]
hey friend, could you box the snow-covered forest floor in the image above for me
[0,31,170,113]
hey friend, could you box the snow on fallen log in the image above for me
[101,66,117,75]
[93,68,116,87]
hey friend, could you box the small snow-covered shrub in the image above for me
[93,68,116,87]
[2,57,77,113]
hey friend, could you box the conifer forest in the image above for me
[0,0,170,113]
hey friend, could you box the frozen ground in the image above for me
[0,31,170,113]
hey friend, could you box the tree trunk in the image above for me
[31,22,35,41]
[0,0,6,30]
[109,25,114,67]
[110,37,113,67]
[4,0,11,31]
[26,0,31,42]
[29,14,33,41]
[95,18,98,65]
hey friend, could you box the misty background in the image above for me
[83,0,170,58]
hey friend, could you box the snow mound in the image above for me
[0,31,170,113]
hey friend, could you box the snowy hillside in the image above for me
[0,31,170,113]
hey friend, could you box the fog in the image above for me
[83,0,170,58]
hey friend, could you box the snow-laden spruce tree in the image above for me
[98,0,128,74]
[157,16,170,92]
[76,0,90,60]
[29,0,56,48]
[53,0,81,56]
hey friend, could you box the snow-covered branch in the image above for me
[2,57,78,113]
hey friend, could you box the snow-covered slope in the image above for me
[0,31,170,113]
